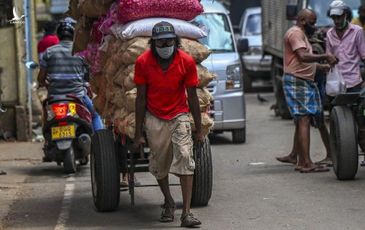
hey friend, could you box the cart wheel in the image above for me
[330,106,358,180]
[91,129,120,211]
[191,137,213,207]
[63,147,76,174]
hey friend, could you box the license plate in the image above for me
[51,125,76,140]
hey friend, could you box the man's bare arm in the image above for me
[134,84,147,144]
[187,87,203,142]
[295,48,337,65]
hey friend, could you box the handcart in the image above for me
[90,128,213,211]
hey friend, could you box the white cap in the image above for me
[329,0,347,16]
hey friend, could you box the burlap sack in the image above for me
[93,94,106,115]
[73,16,93,54]
[121,38,149,65]
[189,113,214,136]
[104,58,121,77]
[197,87,212,112]
[125,88,137,113]
[181,38,211,63]
[104,101,116,120]
[66,0,81,20]
[118,113,135,138]
[123,71,136,91]
[78,0,113,18]
[197,64,215,87]
[89,73,105,94]
[113,67,126,87]
[111,88,125,109]
[113,107,128,121]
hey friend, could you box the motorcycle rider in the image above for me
[37,18,104,133]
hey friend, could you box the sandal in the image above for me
[180,212,201,227]
[315,158,333,167]
[160,203,175,223]
[300,165,330,173]
[294,165,303,171]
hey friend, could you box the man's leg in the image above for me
[297,116,329,172]
[318,124,332,162]
[157,175,175,207]
[157,175,175,222]
[276,127,298,164]
[297,116,311,167]
[180,175,193,215]
[81,95,104,131]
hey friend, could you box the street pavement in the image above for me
[1,93,365,230]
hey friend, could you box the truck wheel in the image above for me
[91,129,120,211]
[243,68,253,93]
[63,147,76,174]
[330,106,358,180]
[232,128,246,144]
[276,81,291,120]
[191,137,213,207]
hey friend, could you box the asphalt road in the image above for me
[2,93,365,230]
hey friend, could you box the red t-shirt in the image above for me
[134,49,199,120]
[37,34,60,54]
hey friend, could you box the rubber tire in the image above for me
[232,128,246,144]
[243,68,253,93]
[330,106,358,180]
[191,137,213,207]
[91,129,120,212]
[63,147,77,174]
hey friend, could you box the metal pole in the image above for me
[24,0,33,139]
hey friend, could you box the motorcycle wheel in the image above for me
[64,147,77,174]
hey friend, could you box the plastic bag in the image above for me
[117,0,203,23]
[110,18,207,40]
[326,66,346,96]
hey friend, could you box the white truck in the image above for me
[261,0,361,119]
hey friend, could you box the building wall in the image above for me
[0,0,38,140]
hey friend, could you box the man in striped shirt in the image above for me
[37,19,103,131]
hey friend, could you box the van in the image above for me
[238,7,272,92]
[193,0,246,143]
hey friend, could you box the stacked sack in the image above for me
[68,0,215,138]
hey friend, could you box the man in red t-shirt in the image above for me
[37,21,59,60]
[134,21,203,227]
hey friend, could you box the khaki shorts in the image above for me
[145,112,195,180]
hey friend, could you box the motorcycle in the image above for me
[42,94,93,173]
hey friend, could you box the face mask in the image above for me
[155,46,175,59]
[304,23,316,36]
[338,17,348,30]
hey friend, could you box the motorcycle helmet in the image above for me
[57,17,76,40]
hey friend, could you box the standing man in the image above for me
[276,9,337,173]
[326,0,365,155]
[133,22,203,227]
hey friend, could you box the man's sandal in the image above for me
[159,203,175,223]
[180,212,201,228]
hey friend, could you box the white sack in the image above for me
[110,17,207,40]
